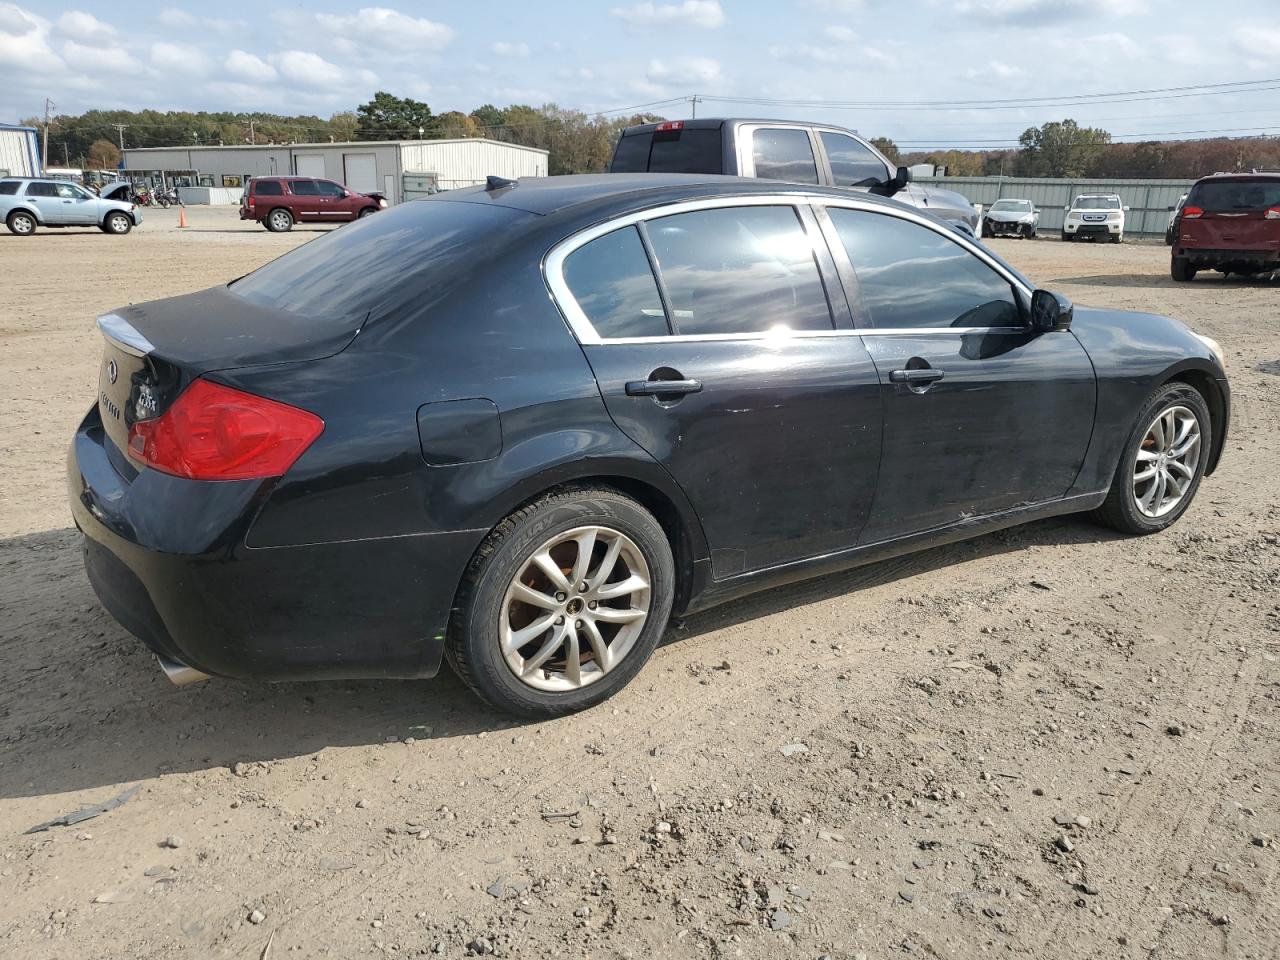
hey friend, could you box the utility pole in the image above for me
[42,97,55,168]
[248,118,256,144]
[113,123,127,150]
[690,94,699,119]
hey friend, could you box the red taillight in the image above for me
[656,121,684,132]
[1181,205,1204,219]
[1266,206,1280,220]
[127,379,324,481]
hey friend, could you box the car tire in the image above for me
[1171,257,1197,282]
[447,486,675,718]
[1061,231,1072,242]
[1112,232,1123,244]
[357,206,377,218]
[1091,381,1212,536]
[6,210,37,236]
[265,208,293,233]
[103,212,132,235]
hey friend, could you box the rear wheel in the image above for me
[448,487,675,717]
[1092,382,1211,535]
[6,210,36,236]
[103,212,132,235]
[1171,257,1197,282]
[265,208,293,232]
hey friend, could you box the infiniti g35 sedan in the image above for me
[69,174,1229,717]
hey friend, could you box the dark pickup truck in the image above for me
[609,117,979,234]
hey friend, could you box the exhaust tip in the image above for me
[156,655,210,687]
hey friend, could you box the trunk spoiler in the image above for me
[97,313,155,358]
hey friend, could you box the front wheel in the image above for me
[1092,382,1211,535]
[6,210,37,235]
[448,487,675,717]
[103,212,132,235]
[1061,231,1072,242]
[1171,257,1197,282]
[357,206,377,218]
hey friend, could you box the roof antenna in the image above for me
[486,175,518,191]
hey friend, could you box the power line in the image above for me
[896,125,1280,147]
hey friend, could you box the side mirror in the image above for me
[885,165,911,195]
[1123,205,1131,212]
[1030,289,1073,333]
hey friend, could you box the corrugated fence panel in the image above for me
[921,176,1196,237]
[399,140,549,189]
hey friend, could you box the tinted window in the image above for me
[1188,178,1280,211]
[647,128,722,174]
[0,180,19,195]
[231,199,532,320]
[751,128,818,184]
[317,180,347,197]
[25,181,59,197]
[290,180,320,196]
[563,226,668,339]
[610,133,653,172]
[819,132,888,187]
[254,180,284,196]
[646,205,832,336]
[829,209,1020,329]
[1073,196,1120,209]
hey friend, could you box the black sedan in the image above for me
[69,174,1230,717]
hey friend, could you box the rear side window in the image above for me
[819,132,888,187]
[829,209,1019,330]
[563,226,668,339]
[254,180,284,196]
[1188,178,1280,211]
[231,199,532,320]
[751,129,818,184]
[24,181,59,197]
[0,180,19,195]
[290,180,320,196]
[646,205,832,336]
[609,128,723,174]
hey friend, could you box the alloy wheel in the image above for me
[10,214,34,235]
[500,525,650,692]
[270,211,291,231]
[1132,404,1201,518]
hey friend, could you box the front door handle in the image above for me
[889,368,944,384]
[625,378,702,397]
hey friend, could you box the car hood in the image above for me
[913,185,973,211]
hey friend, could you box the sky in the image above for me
[3,1,1280,149]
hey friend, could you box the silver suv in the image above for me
[0,177,142,236]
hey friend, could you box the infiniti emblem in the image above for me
[107,359,118,384]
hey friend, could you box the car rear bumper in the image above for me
[68,406,475,682]
[1177,247,1280,267]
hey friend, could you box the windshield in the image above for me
[1074,195,1120,210]
[231,197,534,320]
[1188,178,1280,212]
[990,200,1032,212]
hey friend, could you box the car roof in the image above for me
[433,172,917,218]
[620,117,862,135]
[1193,172,1280,182]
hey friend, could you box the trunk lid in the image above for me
[96,285,362,459]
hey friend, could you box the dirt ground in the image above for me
[0,207,1277,960]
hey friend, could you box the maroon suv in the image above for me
[1171,173,1280,281]
[240,176,388,232]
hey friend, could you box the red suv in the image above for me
[1171,173,1280,281]
[240,176,387,232]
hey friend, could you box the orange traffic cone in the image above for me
[178,207,188,228]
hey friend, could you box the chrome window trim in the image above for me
[96,312,155,357]
[544,193,1034,347]
[736,122,824,184]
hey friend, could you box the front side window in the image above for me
[317,180,347,197]
[828,208,1021,329]
[562,226,668,339]
[819,132,889,187]
[751,129,819,184]
[646,205,832,336]
[290,180,320,196]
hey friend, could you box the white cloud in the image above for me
[224,49,277,83]
[62,39,144,74]
[646,56,721,86]
[158,8,244,32]
[949,0,1146,25]
[151,42,210,76]
[271,50,347,87]
[823,25,857,42]
[1232,24,1280,60]
[314,7,454,53]
[612,1,725,29]
[0,3,64,73]
[491,41,531,57]
[56,10,116,46]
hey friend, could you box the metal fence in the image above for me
[919,175,1197,238]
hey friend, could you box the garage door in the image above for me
[344,153,378,194]
[294,154,326,179]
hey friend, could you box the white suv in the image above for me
[1062,194,1127,243]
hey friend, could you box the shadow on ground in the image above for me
[1051,272,1279,289]
[0,516,1117,800]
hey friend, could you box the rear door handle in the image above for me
[625,379,702,397]
[889,368,944,384]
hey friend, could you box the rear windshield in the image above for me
[610,129,723,174]
[1188,178,1280,212]
[230,199,532,320]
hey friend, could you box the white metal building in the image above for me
[0,123,42,178]
[121,138,549,204]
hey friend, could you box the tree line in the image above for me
[20,97,1280,181]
